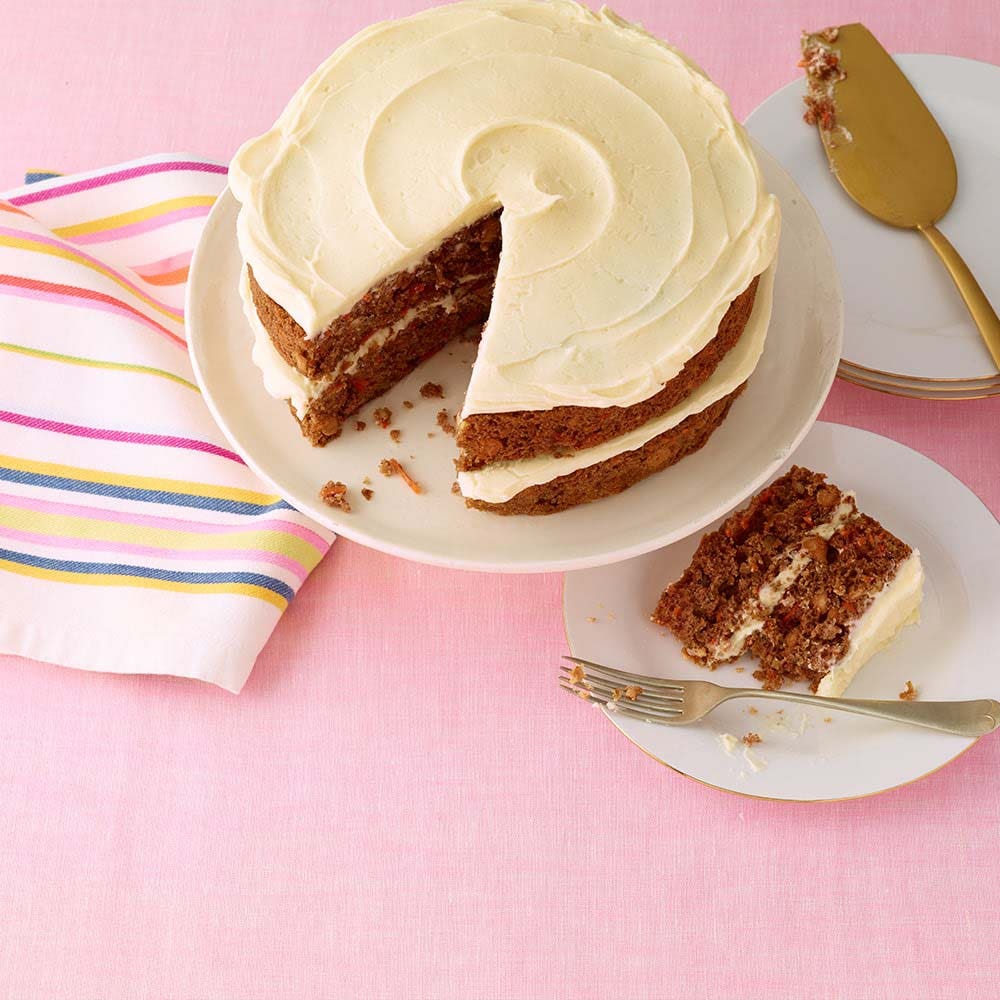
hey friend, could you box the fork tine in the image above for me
[559,668,684,706]
[558,681,682,718]
[562,656,686,691]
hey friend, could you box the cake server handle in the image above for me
[722,689,1000,737]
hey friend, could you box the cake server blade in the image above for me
[807,22,1000,369]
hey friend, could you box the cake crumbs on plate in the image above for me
[354,420,366,432]
[436,409,456,435]
[378,458,422,494]
[319,480,351,513]
[373,406,392,429]
[568,663,585,685]
[361,488,374,501]
[402,400,414,409]
[734,667,744,673]
[450,481,461,495]
[586,616,597,624]
[389,429,402,443]
[742,732,762,747]
[427,432,436,439]
[899,680,918,701]
[824,717,833,723]
[420,381,444,399]
[747,706,758,715]
[362,476,371,485]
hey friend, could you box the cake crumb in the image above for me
[361,488,374,502]
[824,717,832,724]
[899,680,918,701]
[362,476,371,485]
[586,616,597,624]
[734,667,745,673]
[319,480,351,513]
[402,400,414,409]
[420,381,444,399]
[568,663,585,685]
[436,409,456,435]
[354,420,366,432]
[607,612,616,622]
[390,429,402,443]
[378,458,421,494]
[427,432,436,439]
[747,706,758,715]
[623,685,642,701]
[373,407,392,429]
[450,481,461,495]
[742,732,762,747]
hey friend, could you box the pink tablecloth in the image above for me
[2,2,1000,998]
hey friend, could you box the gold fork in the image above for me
[561,657,1000,738]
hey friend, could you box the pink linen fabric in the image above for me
[2,2,1000,998]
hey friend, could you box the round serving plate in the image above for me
[747,54,1000,384]
[187,144,841,573]
[563,422,1000,802]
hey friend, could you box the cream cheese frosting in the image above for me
[816,551,924,698]
[230,0,780,416]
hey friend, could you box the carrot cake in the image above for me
[230,0,781,514]
[652,466,923,696]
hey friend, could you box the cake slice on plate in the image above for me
[651,466,923,696]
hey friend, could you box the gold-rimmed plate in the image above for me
[563,422,1000,801]
[837,363,1000,400]
[747,54,1000,382]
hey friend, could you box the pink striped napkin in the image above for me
[0,154,334,693]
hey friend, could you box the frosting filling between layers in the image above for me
[229,0,780,416]
[241,267,462,418]
[457,263,774,503]
[700,490,857,663]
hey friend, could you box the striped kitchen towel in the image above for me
[0,154,334,693]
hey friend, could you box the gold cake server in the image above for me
[805,23,1000,370]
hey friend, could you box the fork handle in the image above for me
[717,688,1000,738]
[918,223,1000,372]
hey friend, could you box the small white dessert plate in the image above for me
[563,422,1000,801]
[187,145,841,573]
[747,54,1000,381]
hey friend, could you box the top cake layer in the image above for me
[229,0,780,415]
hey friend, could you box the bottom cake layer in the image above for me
[465,385,744,515]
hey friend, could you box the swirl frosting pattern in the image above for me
[230,0,780,415]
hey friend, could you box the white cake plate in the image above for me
[747,54,1000,381]
[186,144,841,573]
[563,422,1000,801]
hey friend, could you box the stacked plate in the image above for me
[746,53,1000,400]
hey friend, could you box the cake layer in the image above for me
[247,213,502,381]
[230,0,780,416]
[749,513,917,692]
[241,268,493,444]
[456,277,759,470]
[457,263,773,504]
[466,386,743,515]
